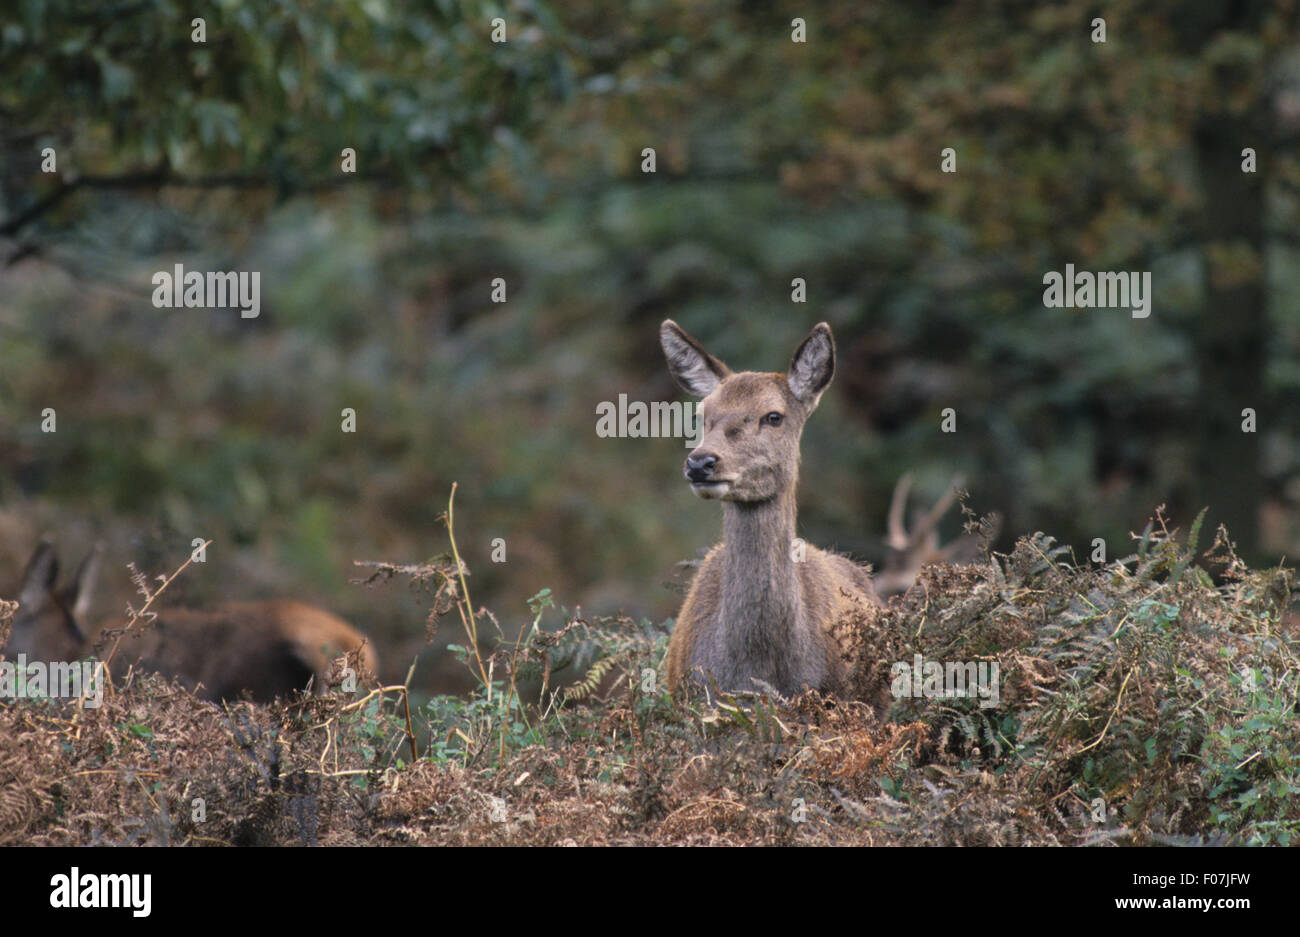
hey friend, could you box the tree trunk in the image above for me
[1191,87,1270,560]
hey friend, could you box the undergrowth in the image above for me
[1,493,1297,845]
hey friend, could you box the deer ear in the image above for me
[787,322,835,408]
[62,544,103,624]
[660,320,731,397]
[18,541,59,613]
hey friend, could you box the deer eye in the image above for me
[762,412,783,427]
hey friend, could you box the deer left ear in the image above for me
[661,320,732,398]
[786,322,835,408]
[18,541,59,614]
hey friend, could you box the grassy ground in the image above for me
[1,506,1297,846]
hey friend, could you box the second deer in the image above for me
[6,542,378,703]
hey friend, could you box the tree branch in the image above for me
[0,165,399,238]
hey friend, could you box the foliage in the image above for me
[1,0,1299,694]
[853,510,1300,845]
[357,488,669,770]
[1,0,571,240]
[2,495,1298,843]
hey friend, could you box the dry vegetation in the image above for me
[1,508,1297,846]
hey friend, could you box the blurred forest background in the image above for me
[2,0,1299,694]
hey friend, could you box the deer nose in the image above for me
[684,453,718,482]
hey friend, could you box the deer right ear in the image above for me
[787,322,835,409]
[18,541,59,613]
[660,320,731,398]
[64,544,103,623]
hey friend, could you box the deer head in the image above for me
[660,319,835,503]
[9,541,102,662]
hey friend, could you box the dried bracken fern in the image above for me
[843,509,1300,845]
[0,598,16,654]
[0,600,16,649]
[0,746,51,845]
[3,500,1296,846]
[562,649,633,703]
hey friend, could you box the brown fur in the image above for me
[8,542,377,703]
[660,320,881,696]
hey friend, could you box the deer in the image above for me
[660,319,880,697]
[5,541,378,704]
[874,472,995,598]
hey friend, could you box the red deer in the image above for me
[6,542,377,703]
[874,472,993,598]
[660,320,879,696]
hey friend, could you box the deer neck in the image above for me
[718,487,803,650]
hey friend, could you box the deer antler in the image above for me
[912,474,965,545]
[886,472,915,551]
[878,473,985,598]
[886,473,965,550]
